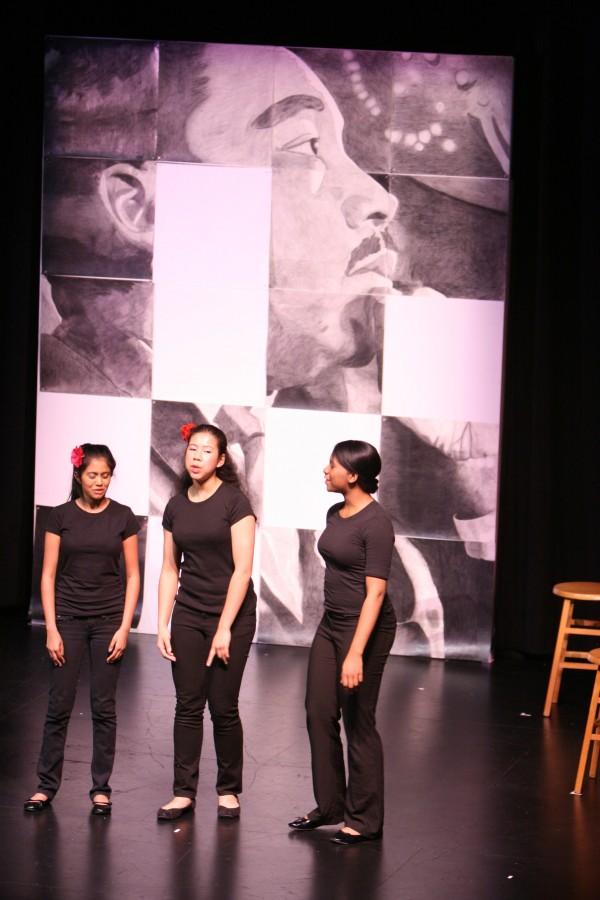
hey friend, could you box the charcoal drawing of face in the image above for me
[176,44,399,412]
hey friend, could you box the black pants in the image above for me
[305,605,396,836]
[170,603,256,799]
[36,614,122,800]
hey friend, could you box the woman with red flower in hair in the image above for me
[156,423,256,821]
[25,443,140,816]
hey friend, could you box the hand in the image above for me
[206,627,231,667]
[157,625,176,662]
[107,626,129,663]
[340,650,363,689]
[403,419,499,517]
[46,628,65,666]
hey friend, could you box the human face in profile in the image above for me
[184,45,398,392]
[324,455,355,495]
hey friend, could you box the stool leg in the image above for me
[573,670,600,795]
[589,712,600,779]
[544,599,573,717]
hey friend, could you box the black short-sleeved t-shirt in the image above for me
[317,500,395,617]
[45,499,140,617]
[162,482,256,615]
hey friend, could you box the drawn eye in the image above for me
[280,134,321,157]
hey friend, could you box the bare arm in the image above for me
[340,576,388,689]
[207,515,256,666]
[107,535,140,663]
[157,529,180,661]
[40,532,64,665]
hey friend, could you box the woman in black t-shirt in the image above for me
[25,443,140,815]
[156,423,256,821]
[289,440,397,845]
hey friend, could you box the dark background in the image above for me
[2,3,598,656]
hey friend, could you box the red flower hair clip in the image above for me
[71,446,85,468]
[180,422,197,443]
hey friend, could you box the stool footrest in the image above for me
[564,627,600,636]
[559,662,597,671]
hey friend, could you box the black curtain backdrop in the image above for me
[2,5,598,656]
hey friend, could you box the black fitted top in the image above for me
[317,500,395,617]
[45,499,140,617]
[162,482,256,615]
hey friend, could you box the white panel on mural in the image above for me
[381,293,505,424]
[153,163,272,291]
[34,392,151,514]
[262,407,381,530]
[152,282,268,405]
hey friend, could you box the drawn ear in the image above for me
[98,162,154,248]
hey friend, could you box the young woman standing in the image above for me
[289,440,396,844]
[156,423,256,821]
[25,443,140,815]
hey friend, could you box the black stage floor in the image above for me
[1,619,598,900]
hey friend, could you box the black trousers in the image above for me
[36,614,123,800]
[170,603,256,799]
[305,605,396,836]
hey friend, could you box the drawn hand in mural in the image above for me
[402,418,498,561]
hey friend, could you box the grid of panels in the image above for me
[34,39,513,661]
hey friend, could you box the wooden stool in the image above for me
[572,648,600,795]
[543,582,600,717]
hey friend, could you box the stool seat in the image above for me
[553,582,600,601]
[573,647,600,795]
[543,582,600,717]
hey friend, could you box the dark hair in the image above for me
[69,443,116,500]
[180,424,240,491]
[332,440,381,494]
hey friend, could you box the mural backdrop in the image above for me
[33,38,513,661]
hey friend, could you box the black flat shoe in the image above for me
[218,800,240,819]
[288,815,328,831]
[156,800,195,821]
[330,829,382,845]
[91,801,112,817]
[24,797,51,812]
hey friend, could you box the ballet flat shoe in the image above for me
[156,800,195,821]
[218,801,240,819]
[91,800,112,816]
[288,815,328,830]
[330,828,382,845]
[24,797,51,812]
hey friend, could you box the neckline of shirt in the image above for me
[336,499,375,521]
[185,481,224,505]
[74,498,112,516]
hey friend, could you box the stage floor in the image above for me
[0,619,598,900]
